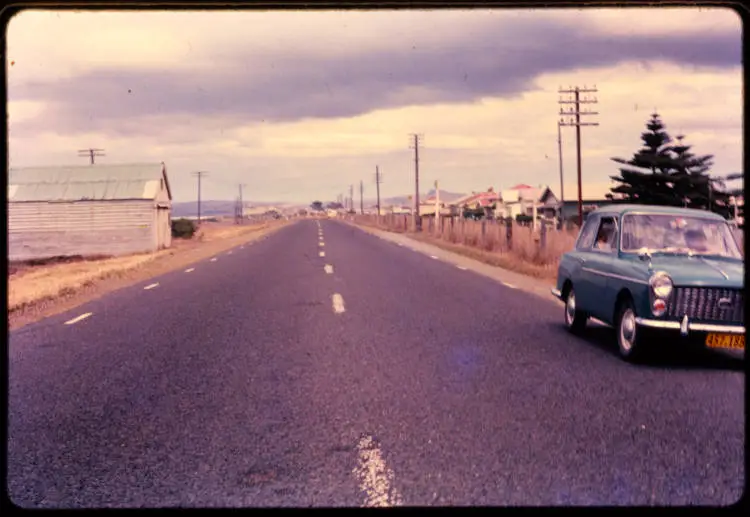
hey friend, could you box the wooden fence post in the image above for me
[481,219,487,248]
[506,219,513,250]
[540,220,547,251]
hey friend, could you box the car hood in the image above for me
[645,255,744,288]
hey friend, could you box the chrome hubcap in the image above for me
[566,292,576,325]
[620,308,636,351]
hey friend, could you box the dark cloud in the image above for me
[10,15,741,138]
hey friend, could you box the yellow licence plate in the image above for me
[705,333,745,350]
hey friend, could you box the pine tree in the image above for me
[609,113,678,205]
[608,113,731,218]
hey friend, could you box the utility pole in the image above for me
[375,165,382,217]
[409,133,424,231]
[360,180,364,215]
[77,148,105,165]
[238,183,246,224]
[434,179,440,233]
[349,184,354,214]
[559,85,599,226]
[192,171,208,225]
[557,121,565,229]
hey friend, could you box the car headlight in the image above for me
[649,271,673,299]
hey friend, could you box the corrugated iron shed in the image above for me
[8,163,171,202]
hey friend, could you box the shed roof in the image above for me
[8,163,172,202]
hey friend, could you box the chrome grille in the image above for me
[667,287,744,324]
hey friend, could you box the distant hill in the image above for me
[171,200,285,217]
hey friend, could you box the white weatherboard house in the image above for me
[8,163,173,261]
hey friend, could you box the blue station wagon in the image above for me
[552,204,744,361]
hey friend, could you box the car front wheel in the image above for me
[615,297,649,362]
[564,285,588,334]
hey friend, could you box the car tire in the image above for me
[563,285,588,334]
[615,297,649,362]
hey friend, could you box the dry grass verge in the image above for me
[352,214,578,283]
[8,220,291,329]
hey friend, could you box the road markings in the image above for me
[503,282,517,289]
[319,236,324,240]
[228,251,233,255]
[324,264,334,274]
[240,246,245,249]
[210,257,217,262]
[185,268,195,273]
[319,242,325,247]
[144,283,159,290]
[430,255,438,260]
[332,293,346,314]
[397,243,404,247]
[319,251,326,257]
[65,313,92,325]
[457,265,468,270]
[353,435,403,507]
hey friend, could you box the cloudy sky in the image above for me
[6,7,742,205]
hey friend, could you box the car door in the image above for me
[581,215,620,322]
[569,214,599,314]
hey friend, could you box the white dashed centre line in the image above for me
[144,283,159,290]
[503,282,517,289]
[319,251,326,257]
[319,242,325,247]
[185,268,195,273]
[332,293,346,313]
[353,435,403,507]
[65,312,92,325]
[324,264,334,274]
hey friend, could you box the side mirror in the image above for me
[638,247,651,261]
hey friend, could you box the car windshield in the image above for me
[620,213,742,259]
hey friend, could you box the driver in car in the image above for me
[684,228,710,252]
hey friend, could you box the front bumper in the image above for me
[635,316,745,336]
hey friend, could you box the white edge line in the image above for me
[210,257,218,262]
[332,293,346,314]
[457,265,468,270]
[185,268,195,273]
[503,282,517,289]
[430,255,438,260]
[144,283,159,290]
[65,312,92,325]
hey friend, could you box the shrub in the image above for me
[171,218,197,239]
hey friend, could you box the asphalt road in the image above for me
[8,219,745,507]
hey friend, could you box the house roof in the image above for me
[8,163,171,202]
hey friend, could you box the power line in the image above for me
[409,133,424,231]
[192,171,209,225]
[559,85,599,226]
[77,148,105,165]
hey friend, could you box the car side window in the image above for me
[576,216,599,250]
[593,216,618,252]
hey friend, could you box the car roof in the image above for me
[590,203,727,221]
